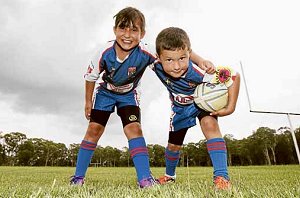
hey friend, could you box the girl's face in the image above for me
[113,20,145,52]
[158,48,190,78]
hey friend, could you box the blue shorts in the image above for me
[169,103,212,132]
[93,87,140,112]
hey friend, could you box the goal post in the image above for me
[240,61,300,164]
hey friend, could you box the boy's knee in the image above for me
[167,143,181,152]
[200,116,219,131]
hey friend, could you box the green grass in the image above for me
[0,165,299,197]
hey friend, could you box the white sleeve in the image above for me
[84,48,104,82]
[143,42,156,56]
[84,41,115,82]
[140,41,157,69]
[191,63,206,75]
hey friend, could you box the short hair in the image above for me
[156,27,191,55]
[114,7,146,33]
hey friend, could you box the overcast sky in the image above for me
[1,0,300,149]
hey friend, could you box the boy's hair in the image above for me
[156,27,191,56]
[114,7,146,33]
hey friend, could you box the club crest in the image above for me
[128,67,136,77]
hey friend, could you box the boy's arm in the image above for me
[85,81,96,120]
[190,51,215,74]
[210,72,240,117]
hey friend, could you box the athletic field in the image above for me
[1,165,299,197]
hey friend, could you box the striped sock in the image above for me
[75,140,97,177]
[129,137,151,182]
[165,148,180,177]
[206,138,229,180]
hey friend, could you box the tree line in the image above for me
[0,126,299,167]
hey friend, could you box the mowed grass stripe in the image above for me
[0,165,299,197]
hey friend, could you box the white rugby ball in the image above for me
[193,83,228,112]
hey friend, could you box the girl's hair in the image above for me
[114,7,146,32]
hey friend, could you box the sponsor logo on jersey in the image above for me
[172,93,194,105]
[107,83,133,93]
[129,115,138,121]
[128,67,136,77]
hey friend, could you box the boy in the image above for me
[152,27,240,190]
[71,8,214,188]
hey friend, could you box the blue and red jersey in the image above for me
[85,40,156,94]
[152,60,206,106]
[152,61,236,107]
[152,61,237,131]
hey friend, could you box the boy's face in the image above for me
[113,20,145,52]
[158,48,190,78]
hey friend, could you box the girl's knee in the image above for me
[124,122,142,132]
[124,122,143,139]
[86,123,104,138]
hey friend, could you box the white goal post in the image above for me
[240,61,300,165]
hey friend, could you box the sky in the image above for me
[1,0,300,149]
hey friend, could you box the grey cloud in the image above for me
[0,0,208,143]
[0,1,118,115]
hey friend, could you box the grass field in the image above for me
[1,165,299,197]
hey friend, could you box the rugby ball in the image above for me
[193,83,228,112]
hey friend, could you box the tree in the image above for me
[0,144,5,165]
[3,132,27,165]
[111,147,122,167]
[17,140,34,166]
[294,127,300,161]
[180,144,187,167]
[68,143,80,166]
[151,144,165,167]
[119,147,131,167]
[296,127,300,141]
[0,132,6,165]
[49,142,68,166]
[275,128,295,164]
[183,143,200,166]
[24,138,68,166]
[249,127,277,165]
[95,146,121,167]
[92,146,104,166]
[147,144,165,167]
[224,134,235,166]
